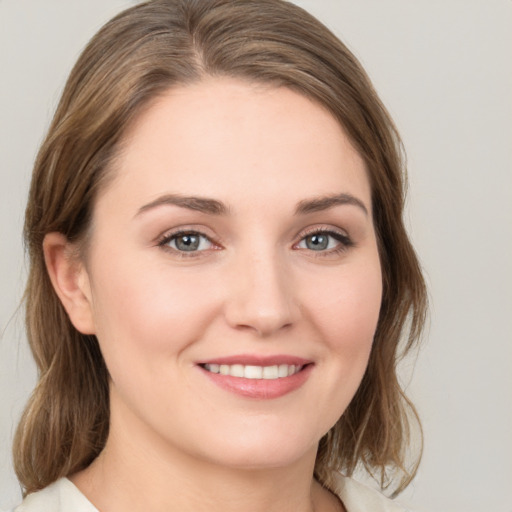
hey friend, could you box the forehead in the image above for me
[101,77,371,214]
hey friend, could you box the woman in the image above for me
[11,0,427,511]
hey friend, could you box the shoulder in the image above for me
[332,474,414,512]
[10,478,98,512]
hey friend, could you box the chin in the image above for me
[194,426,320,471]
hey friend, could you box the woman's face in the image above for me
[78,78,382,470]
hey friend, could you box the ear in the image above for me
[43,232,96,335]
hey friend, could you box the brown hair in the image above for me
[15,0,427,497]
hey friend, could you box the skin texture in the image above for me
[44,78,382,512]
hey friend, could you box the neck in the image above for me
[71,400,342,512]
[73,442,322,512]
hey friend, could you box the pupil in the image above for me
[176,234,199,251]
[306,234,328,250]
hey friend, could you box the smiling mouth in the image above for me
[200,363,304,380]
[197,358,313,399]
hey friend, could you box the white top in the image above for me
[7,475,413,512]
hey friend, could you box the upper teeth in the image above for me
[203,364,302,380]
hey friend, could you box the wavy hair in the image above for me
[14,0,427,497]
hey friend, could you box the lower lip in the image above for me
[198,364,313,399]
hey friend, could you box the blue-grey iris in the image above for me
[305,234,329,250]
[175,234,200,251]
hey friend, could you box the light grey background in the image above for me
[1,1,511,511]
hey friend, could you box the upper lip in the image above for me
[197,354,313,366]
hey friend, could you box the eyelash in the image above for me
[157,229,218,259]
[157,227,354,258]
[296,227,355,256]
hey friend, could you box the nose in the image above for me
[223,250,300,337]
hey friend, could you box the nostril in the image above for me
[231,315,294,338]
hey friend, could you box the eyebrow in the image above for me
[136,192,368,217]
[136,194,229,217]
[294,193,369,216]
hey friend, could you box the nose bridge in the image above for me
[224,242,298,336]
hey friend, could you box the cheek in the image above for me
[302,257,382,428]
[87,253,223,372]
[273,262,379,439]
[305,258,382,352]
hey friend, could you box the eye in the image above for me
[159,230,215,253]
[296,229,353,253]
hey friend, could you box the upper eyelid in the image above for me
[157,226,218,244]
[296,223,355,251]
[298,225,349,237]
